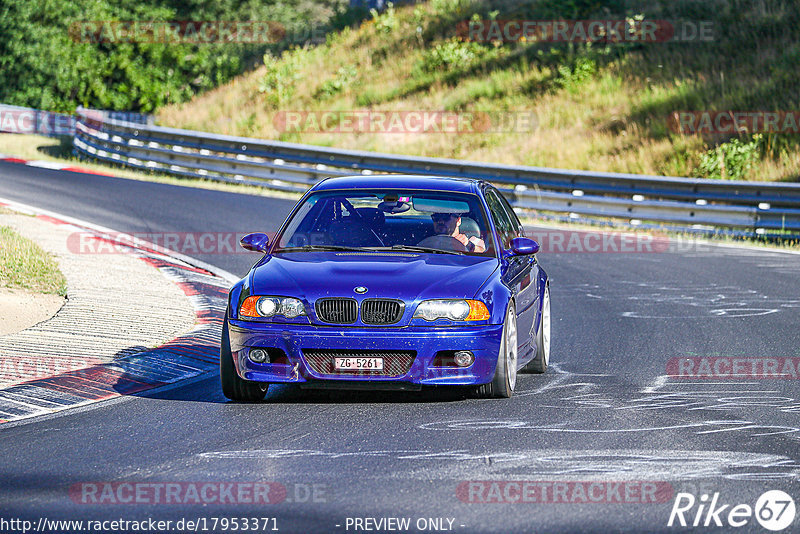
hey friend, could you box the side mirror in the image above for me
[509,237,540,256]
[240,232,270,253]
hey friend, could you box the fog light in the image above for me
[453,351,474,367]
[249,348,268,363]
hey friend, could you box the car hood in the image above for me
[249,252,498,321]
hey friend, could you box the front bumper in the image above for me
[228,320,504,386]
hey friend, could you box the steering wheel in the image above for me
[417,234,469,253]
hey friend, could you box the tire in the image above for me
[476,301,517,398]
[220,314,268,402]
[522,284,550,374]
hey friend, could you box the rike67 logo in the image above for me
[668,490,796,531]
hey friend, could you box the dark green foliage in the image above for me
[0,0,347,113]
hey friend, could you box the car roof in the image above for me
[312,174,484,194]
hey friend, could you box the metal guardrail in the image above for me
[0,104,152,137]
[73,107,800,233]
[1,104,76,137]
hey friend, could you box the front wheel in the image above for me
[476,302,517,398]
[522,284,550,374]
[220,314,268,402]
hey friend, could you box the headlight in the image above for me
[239,296,306,319]
[413,299,490,321]
[281,298,305,318]
[256,298,278,317]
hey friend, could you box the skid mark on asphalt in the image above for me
[713,247,800,276]
[560,281,798,318]
[408,363,800,442]
[419,418,799,436]
[196,448,800,481]
[195,365,800,481]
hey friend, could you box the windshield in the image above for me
[275,189,496,257]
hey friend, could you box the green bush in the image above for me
[429,0,477,17]
[415,38,491,74]
[698,135,761,180]
[554,56,597,92]
[258,50,306,107]
[315,65,359,99]
[371,2,398,34]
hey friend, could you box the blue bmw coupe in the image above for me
[221,175,550,400]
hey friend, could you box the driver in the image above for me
[421,212,486,252]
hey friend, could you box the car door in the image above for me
[485,188,537,360]
[496,189,541,355]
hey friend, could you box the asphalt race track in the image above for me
[1,161,800,533]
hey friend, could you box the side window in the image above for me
[497,190,523,236]
[485,189,515,249]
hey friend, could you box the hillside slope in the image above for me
[158,0,800,182]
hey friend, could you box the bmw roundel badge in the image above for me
[354,286,368,294]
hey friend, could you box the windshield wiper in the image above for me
[275,245,366,252]
[364,245,464,255]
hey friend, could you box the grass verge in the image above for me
[0,225,67,296]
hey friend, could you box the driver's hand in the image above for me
[468,236,486,253]
[456,233,486,252]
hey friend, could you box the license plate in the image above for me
[334,357,384,371]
